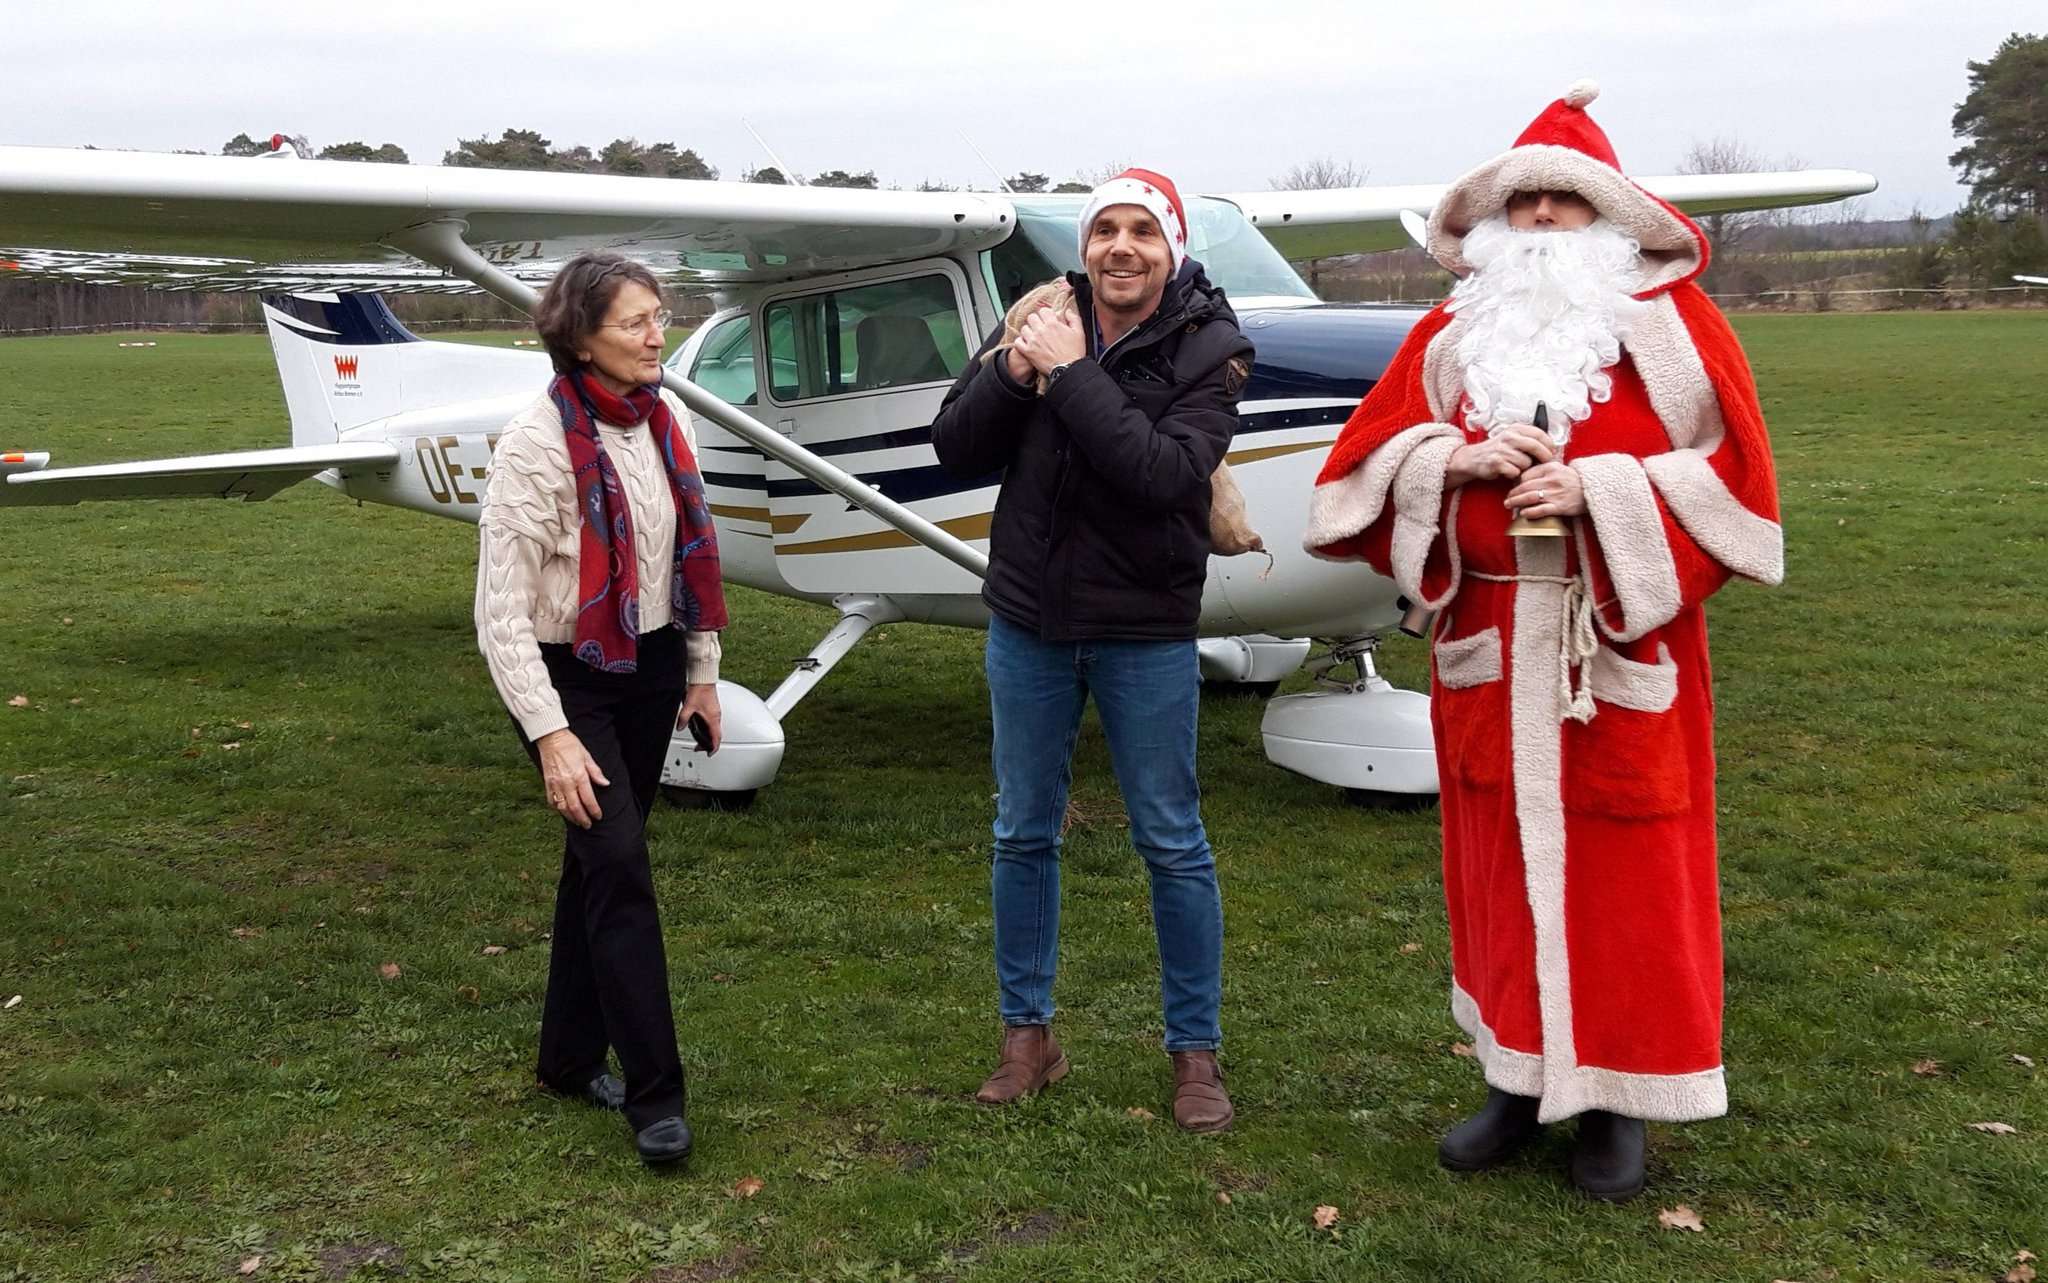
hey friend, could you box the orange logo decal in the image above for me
[334,355,360,380]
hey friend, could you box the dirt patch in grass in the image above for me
[634,1245,757,1283]
[319,1241,405,1279]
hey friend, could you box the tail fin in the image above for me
[262,292,545,446]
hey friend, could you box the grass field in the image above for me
[1,313,2044,1282]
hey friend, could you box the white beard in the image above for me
[1446,213,1649,440]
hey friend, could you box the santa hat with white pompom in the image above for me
[1425,79,1711,296]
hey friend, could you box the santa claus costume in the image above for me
[1304,83,1783,1194]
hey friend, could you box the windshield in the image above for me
[989,195,1317,311]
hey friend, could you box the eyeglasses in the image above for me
[601,309,672,337]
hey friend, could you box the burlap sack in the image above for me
[983,280,1265,557]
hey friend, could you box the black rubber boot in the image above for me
[1438,1086,1543,1172]
[1570,1110,1647,1201]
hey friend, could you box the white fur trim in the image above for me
[1623,295,1721,452]
[1390,435,1462,608]
[1434,625,1503,689]
[1644,449,1786,586]
[1563,79,1600,108]
[1303,422,1460,554]
[1497,534,1727,1123]
[1422,312,1470,421]
[1572,453,1682,641]
[1451,982,1545,1097]
[1587,642,1678,713]
[1428,146,1702,290]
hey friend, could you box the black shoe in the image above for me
[634,1116,694,1167]
[542,1071,626,1112]
[1438,1086,1543,1172]
[1570,1110,1647,1202]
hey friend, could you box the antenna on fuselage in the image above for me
[741,118,804,186]
[957,131,1014,194]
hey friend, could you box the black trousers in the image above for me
[519,625,688,1130]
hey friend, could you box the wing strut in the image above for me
[382,219,991,580]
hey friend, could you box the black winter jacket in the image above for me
[932,262,1254,642]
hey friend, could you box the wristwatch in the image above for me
[1045,361,1075,390]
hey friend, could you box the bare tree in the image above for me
[1676,136,1782,256]
[1270,157,1365,191]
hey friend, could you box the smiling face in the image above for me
[574,280,668,393]
[1083,205,1175,322]
[1506,188,1599,232]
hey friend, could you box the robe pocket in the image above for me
[1433,626,1503,690]
[1433,625,1507,790]
[1586,643,1678,713]
[1564,643,1689,819]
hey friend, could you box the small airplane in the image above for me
[2016,274,2048,286]
[0,135,1876,803]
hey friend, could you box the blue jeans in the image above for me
[984,614,1223,1051]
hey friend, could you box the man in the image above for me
[1303,83,1784,1200]
[931,168,1254,1131]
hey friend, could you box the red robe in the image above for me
[1303,283,1782,1122]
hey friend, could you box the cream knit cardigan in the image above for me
[475,388,723,741]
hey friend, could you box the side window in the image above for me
[685,314,758,406]
[762,274,968,402]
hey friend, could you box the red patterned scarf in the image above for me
[550,369,727,673]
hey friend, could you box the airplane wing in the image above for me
[0,442,399,506]
[1220,169,1879,260]
[2016,275,2048,286]
[0,145,1015,292]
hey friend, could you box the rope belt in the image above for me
[1466,570,1599,723]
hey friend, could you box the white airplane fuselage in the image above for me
[283,234,1422,645]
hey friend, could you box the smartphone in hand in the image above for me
[687,712,715,755]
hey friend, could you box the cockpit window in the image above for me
[989,196,1318,311]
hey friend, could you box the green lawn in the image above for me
[0,313,2043,1282]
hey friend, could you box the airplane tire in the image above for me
[662,786,758,812]
[1344,788,1437,812]
[1201,679,1281,700]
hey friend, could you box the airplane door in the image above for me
[755,262,991,595]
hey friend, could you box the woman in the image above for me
[474,252,726,1167]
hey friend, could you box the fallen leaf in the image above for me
[191,726,201,738]
[1127,1107,1155,1122]
[238,1257,263,1275]
[3,995,20,1010]
[378,962,401,981]
[180,748,201,759]
[1451,1042,1476,1058]
[231,927,263,940]
[481,945,507,956]
[1215,1191,1232,1206]
[68,698,83,706]
[712,973,735,983]
[1658,1204,1705,1233]
[1312,1205,1340,1231]
[1968,1121,2018,1136]
[221,741,242,751]
[456,985,480,1004]
[1398,942,1422,955]
[732,1175,764,1199]
[2015,1055,2036,1068]
[235,721,253,730]
[6,695,27,708]
[2019,1251,2038,1263]
[2005,1265,2036,1283]
[1911,1058,1942,1076]
[61,617,72,625]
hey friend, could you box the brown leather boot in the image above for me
[975,1024,1069,1104]
[1171,1050,1234,1133]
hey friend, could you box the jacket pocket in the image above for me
[1433,623,1507,790]
[1434,625,1502,690]
[1586,642,1678,713]
[1563,642,1689,818]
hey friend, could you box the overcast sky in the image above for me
[7,0,2034,218]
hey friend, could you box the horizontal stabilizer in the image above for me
[0,441,398,507]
